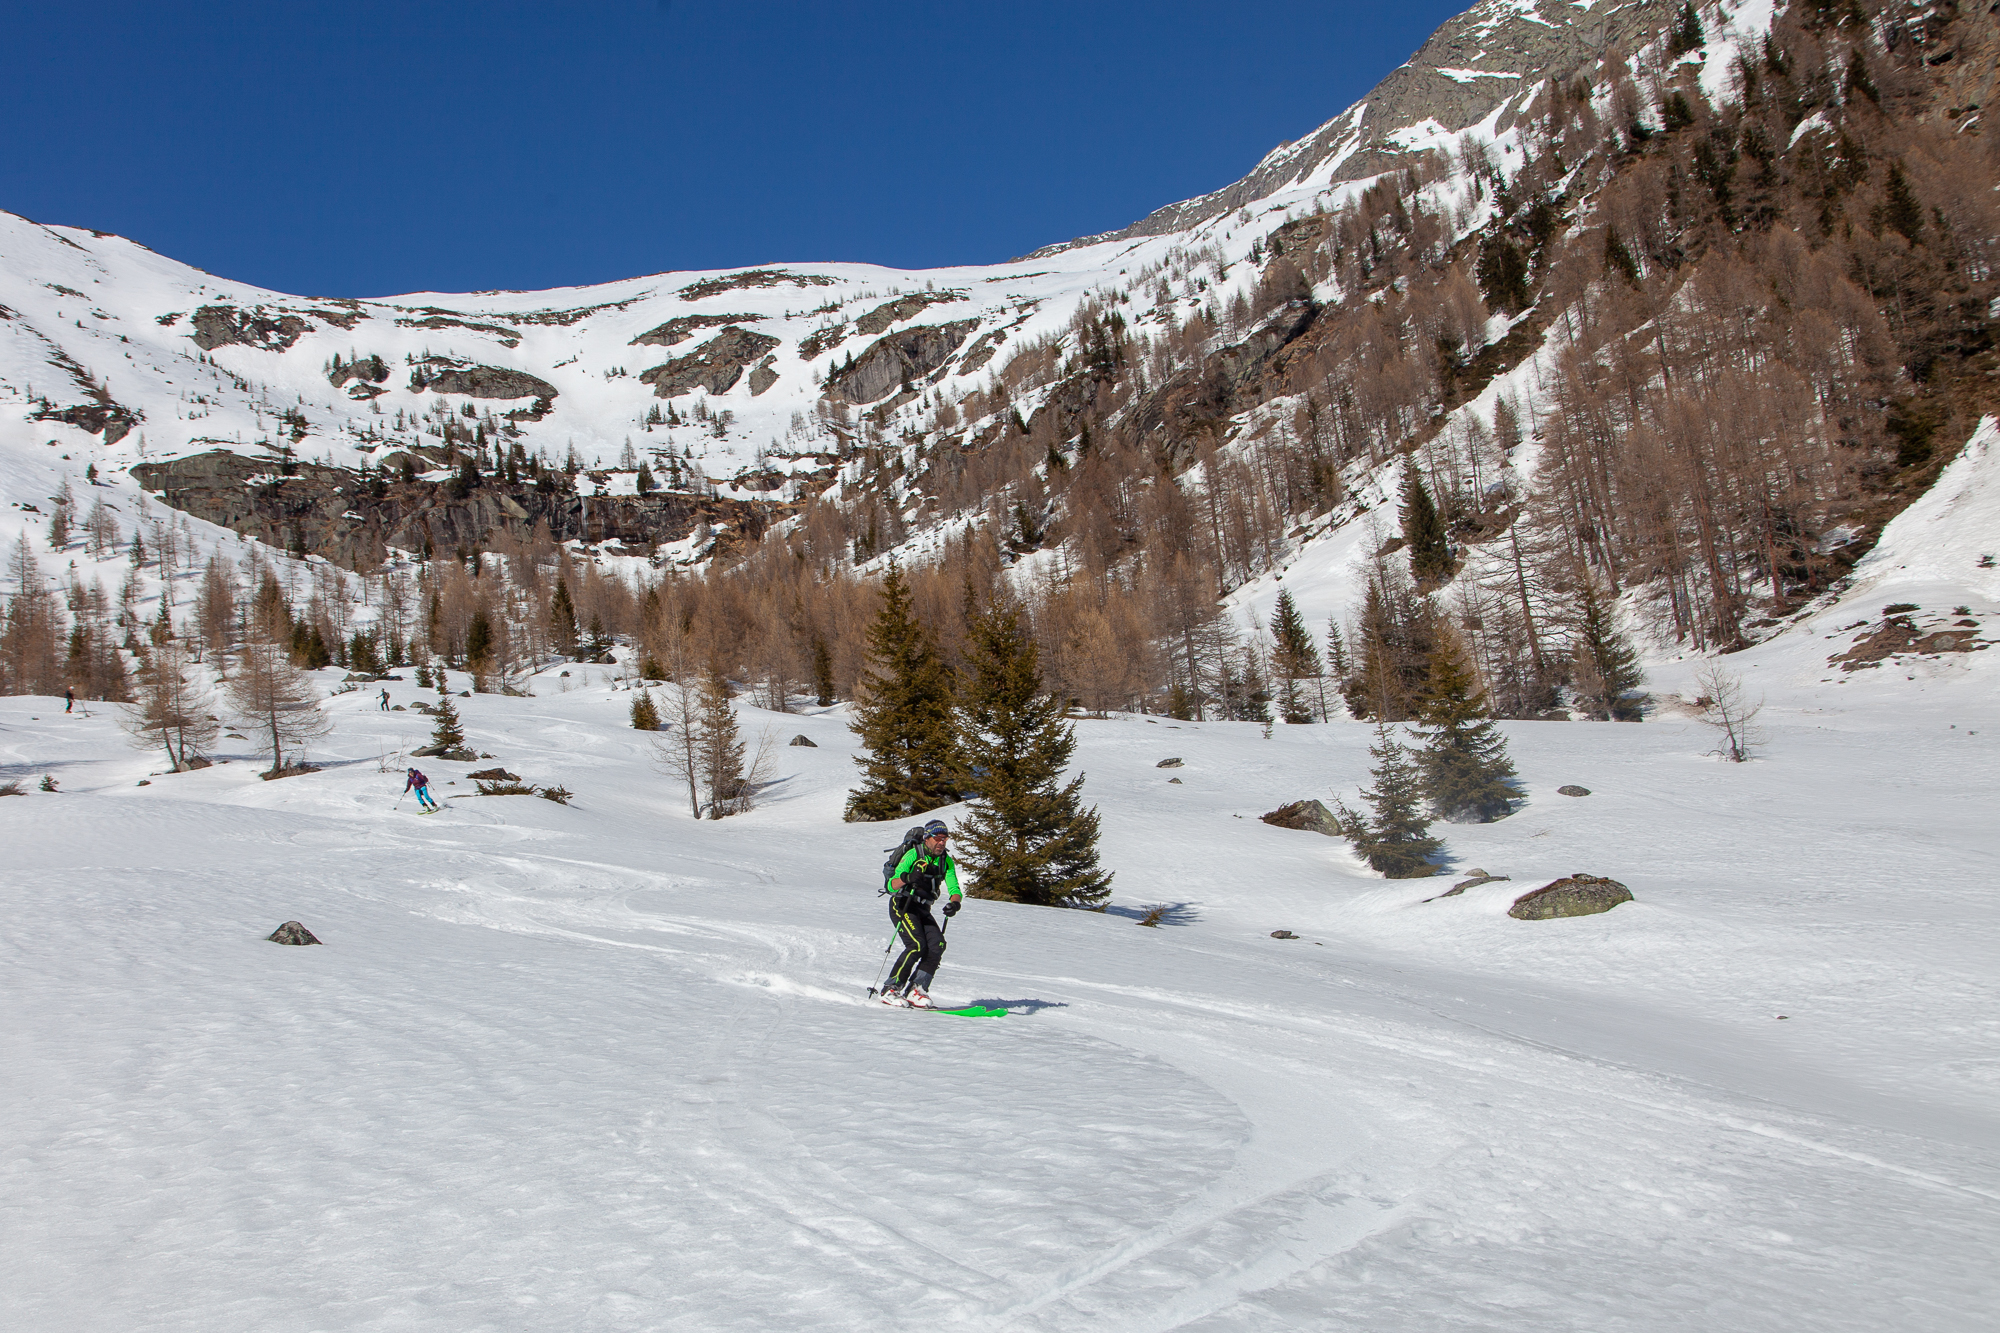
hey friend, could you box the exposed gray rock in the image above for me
[424,365,559,401]
[748,355,780,396]
[1155,757,1184,768]
[468,767,520,782]
[797,323,848,360]
[788,734,817,747]
[190,304,313,351]
[395,315,520,346]
[1508,873,1633,920]
[678,269,836,300]
[1431,870,1510,900]
[267,921,321,945]
[1557,784,1592,797]
[132,449,790,571]
[34,401,137,445]
[629,312,761,347]
[641,327,782,397]
[412,744,478,762]
[1270,930,1299,939]
[854,290,966,335]
[827,321,978,403]
[1167,777,1183,783]
[327,354,389,388]
[1260,799,1342,836]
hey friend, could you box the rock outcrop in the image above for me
[641,327,781,397]
[328,354,389,389]
[854,290,965,335]
[678,269,836,301]
[133,449,793,570]
[629,312,762,347]
[1260,799,1343,836]
[190,304,313,351]
[423,365,559,402]
[267,921,322,945]
[35,401,137,445]
[1508,873,1633,920]
[828,321,978,404]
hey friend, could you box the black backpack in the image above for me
[880,826,928,895]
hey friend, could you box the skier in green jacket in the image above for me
[881,819,962,1008]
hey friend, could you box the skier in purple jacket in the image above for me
[404,767,438,811]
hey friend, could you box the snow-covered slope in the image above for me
[4,508,1996,1327]
[0,0,1787,523]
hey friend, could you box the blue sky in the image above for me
[4,1,1466,297]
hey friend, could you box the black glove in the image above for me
[943,898,961,917]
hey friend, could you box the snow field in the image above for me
[4,610,1997,1330]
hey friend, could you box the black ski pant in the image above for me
[886,895,945,994]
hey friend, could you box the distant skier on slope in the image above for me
[404,766,439,812]
[379,688,391,711]
[881,819,962,1008]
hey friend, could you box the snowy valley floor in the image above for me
[3,634,1996,1332]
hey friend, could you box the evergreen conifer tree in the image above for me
[1414,627,1518,822]
[465,611,494,676]
[550,580,578,653]
[845,563,960,821]
[1573,580,1647,721]
[429,683,465,750]
[1338,723,1443,878]
[810,633,835,707]
[1269,588,1323,723]
[696,664,746,817]
[956,597,1111,907]
[1400,464,1452,585]
[629,689,660,731]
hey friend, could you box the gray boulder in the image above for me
[267,921,322,945]
[1557,785,1591,797]
[1260,799,1342,836]
[788,734,817,747]
[1156,757,1184,769]
[1508,874,1633,921]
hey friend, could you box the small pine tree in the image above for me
[956,597,1111,907]
[1269,588,1322,723]
[550,580,578,653]
[1400,465,1452,585]
[630,688,661,731]
[465,611,494,674]
[636,460,656,495]
[429,684,465,750]
[1880,163,1923,244]
[1340,723,1443,878]
[845,563,961,821]
[1666,0,1704,55]
[695,664,746,817]
[1414,628,1518,823]
[810,633,835,707]
[1573,581,1647,721]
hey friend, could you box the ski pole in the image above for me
[866,928,896,997]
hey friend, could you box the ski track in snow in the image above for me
[5,429,2000,1327]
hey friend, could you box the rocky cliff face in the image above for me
[1034,0,1675,253]
[131,449,792,567]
